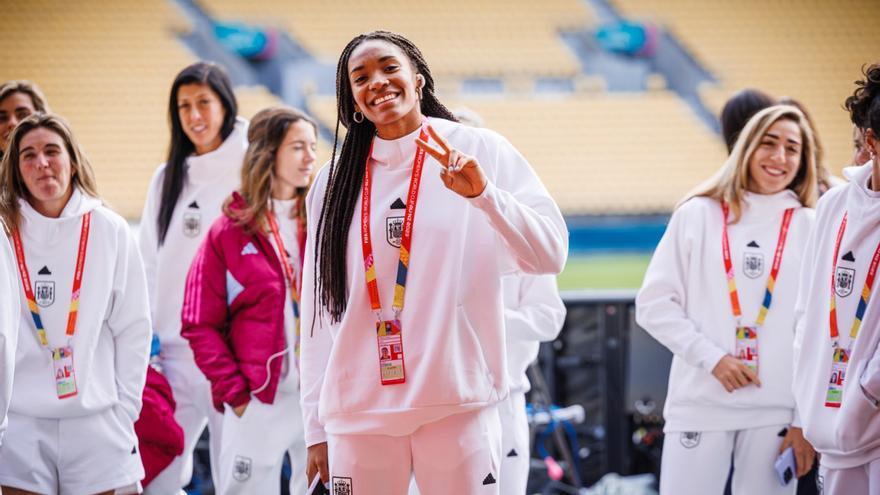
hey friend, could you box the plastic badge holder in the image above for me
[308,474,330,495]
[774,446,796,486]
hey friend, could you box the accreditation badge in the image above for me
[735,326,759,373]
[825,347,849,408]
[52,346,78,399]
[376,319,406,385]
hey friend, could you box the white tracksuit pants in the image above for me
[407,396,528,495]
[144,356,223,495]
[217,376,308,495]
[498,392,529,495]
[818,459,880,495]
[660,424,795,495]
[330,405,502,495]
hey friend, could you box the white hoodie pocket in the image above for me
[410,305,494,407]
[320,306,497,417]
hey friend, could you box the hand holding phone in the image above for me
[774,446,796,486]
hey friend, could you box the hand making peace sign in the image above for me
[415,125,488,198]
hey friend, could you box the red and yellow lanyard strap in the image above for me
[361,124,430,320]
[721,202,794,326]
[266,211,300,317]
[829,212,880,348]
[11,212,91,347]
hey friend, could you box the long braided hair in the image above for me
[314,31,457,324]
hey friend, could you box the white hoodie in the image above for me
[0,229,19,444]
[300,117,568,447]
[138,117,247,361]
[793,163,880,469]
[501,273,566,393]
[636,191,814,433]
[7,189,151,425]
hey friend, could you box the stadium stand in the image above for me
[613,0,880,173]
[200,0,593,78]
[1,0,193,218]
[4,0,878,217]
[0,0,281,219]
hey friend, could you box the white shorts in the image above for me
[818,458,880,495]
[0,408,144,495]
[660,424,794,495]
[328,405,502,495]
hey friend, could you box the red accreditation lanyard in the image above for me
[828,212,880,349]
[11,213,91,348]
[721,202,794,327]
[825,211,880,407]
[361,125,429,320]
[266,211,301,361]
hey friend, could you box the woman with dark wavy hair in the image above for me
[137,61,248,493]
[793,62,880,495]
[299,31,567,494]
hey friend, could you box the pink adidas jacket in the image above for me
[181,192,305,412]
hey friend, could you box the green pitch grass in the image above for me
[557,254,652,290]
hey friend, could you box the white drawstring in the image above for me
[251,346,291,394]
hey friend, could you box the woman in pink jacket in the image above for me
[181,106,317,495]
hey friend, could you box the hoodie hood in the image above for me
[18,188,102,243]
[221,190,254,226]
[187,117,249,183]
[841,163,880,251]
[844,162,880,202]
[736,189,802,224]
[370,123,423,170]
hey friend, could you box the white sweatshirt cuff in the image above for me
[466,180,496,211]
[699,345,728,374]
[305,426,328,448]
[791,407,802,428]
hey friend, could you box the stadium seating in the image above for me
[201,0,592,78]
[0,0,281,218]
[4,0,878,217]
[1,0,192,218]
[613,0,880,173]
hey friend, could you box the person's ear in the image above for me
[867,129,879,157]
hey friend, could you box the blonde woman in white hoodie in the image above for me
[793,62,880,494]
[138,62,249,493]
[0,113,151,495]
[636,105,819,495]
[300,31,567,495]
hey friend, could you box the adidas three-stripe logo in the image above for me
[241,242,258,256]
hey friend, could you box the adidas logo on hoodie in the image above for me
[241,242,258,256]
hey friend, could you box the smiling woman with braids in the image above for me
[298,31,567,494]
